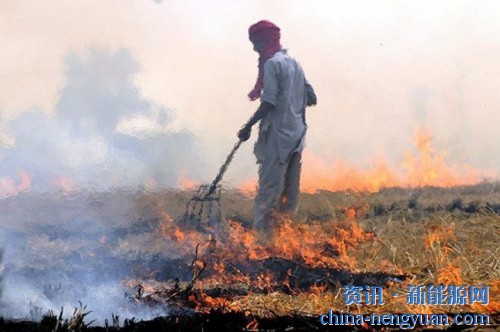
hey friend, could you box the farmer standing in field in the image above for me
[238,20,317,242]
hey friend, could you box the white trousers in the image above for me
[254,148,302,232]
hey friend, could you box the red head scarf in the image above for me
[248,20,282,101]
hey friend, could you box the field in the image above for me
[0,182,498,331]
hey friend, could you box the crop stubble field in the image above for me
[0,182,498,330]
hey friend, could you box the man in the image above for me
[238,20,317,241]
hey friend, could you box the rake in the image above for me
[182,140,243,228]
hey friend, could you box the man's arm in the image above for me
[238,60,278,141]
[237,101,274,141]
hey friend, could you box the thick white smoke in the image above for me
[0,48,204,324]
[0,48,202,195]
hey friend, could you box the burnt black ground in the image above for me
[1,311,498,331]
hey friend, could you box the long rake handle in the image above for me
[204,140,243,198]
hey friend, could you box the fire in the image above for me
[127,197,498,319]
[436,262,463,285]
[424,225,464,286]
[424,225,456,249]
[124,127,497,319]
[238,179,257,194]
[177,168,197,190]
[482,280,500,313]
[246,318,259,330]
[300,157,400,193]
[219,216,372,273]
[238,125,491,194]
[157,210,374,293]
[402,126,481,188]
[188,293,232,312]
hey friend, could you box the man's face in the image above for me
[252,40,265,53]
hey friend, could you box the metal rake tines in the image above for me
[183,184,222,225]
[182,140,242,226]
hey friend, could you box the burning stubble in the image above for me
[0,184,499,326]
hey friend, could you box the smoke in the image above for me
[0,189,178,324]
[0,48,205,323]
[0,278,167,324]
[0,47,202,195]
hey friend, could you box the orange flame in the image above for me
[158,210,373,290]
[424,225,464,285]
[402,127,481,188]
[239,126,492,194]
[436,263,463,285]
[159,214,374,313]
[177,168,197,190]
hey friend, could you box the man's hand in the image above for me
[237,102,273,142]
[238,124,252,142]
[305,82,317,106]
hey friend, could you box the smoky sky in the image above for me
[2,1,500,193]
[0,48,202,193]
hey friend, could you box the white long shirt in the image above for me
[254,49,308,164]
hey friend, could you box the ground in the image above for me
[0,182,498,330]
